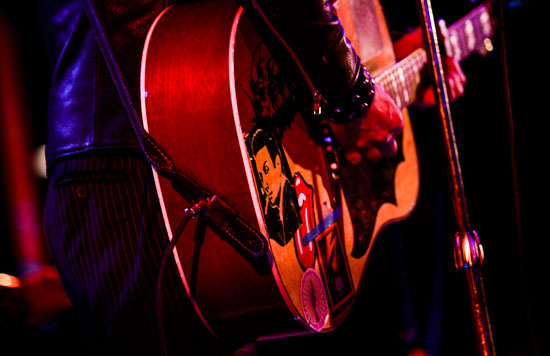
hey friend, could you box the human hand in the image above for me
[392,28,467,107]
[419,54,466,106]
[330,83,404,164]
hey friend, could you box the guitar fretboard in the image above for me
[375,48,426,109]
[373,4,493,109]
[443,4,494,62]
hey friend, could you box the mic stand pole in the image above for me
[416,0,496,354]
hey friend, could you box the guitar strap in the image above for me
[80,0,268,263]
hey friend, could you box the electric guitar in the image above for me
[140,0,493,342]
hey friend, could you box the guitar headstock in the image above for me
[438,4,495,60]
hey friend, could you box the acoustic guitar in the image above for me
[140,0,493,342]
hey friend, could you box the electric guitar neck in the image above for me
[375,3,494,109]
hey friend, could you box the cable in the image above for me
[155,199,210,356]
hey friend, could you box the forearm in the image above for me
[242,0,401,164]
[250,0,363,102]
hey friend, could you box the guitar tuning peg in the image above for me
[482,38,494,54]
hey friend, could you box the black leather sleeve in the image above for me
[253,0,363,103]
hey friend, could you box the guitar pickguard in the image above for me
[341,139,403,258]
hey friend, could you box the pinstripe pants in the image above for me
[43,152,227,355]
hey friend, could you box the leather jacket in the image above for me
[40,0,362,169]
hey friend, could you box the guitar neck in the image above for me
[443,4,494,62]
[373,3,493,109]
[374,47,427,109]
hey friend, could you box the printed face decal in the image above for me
[251,55,286,120]
[248,43,300,133]
[254,146,284,206]
[246,127,301,247]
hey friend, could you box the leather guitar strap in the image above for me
[80,0,268,262]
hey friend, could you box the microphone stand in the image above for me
[415,0,496,354]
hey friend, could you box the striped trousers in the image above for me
[44,152,228,355]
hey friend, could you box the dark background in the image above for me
[0,0,545,355]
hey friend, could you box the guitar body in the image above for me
[140,0,418,342]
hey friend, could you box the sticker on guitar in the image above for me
[243,36,355,321]
[246,127,302,247]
